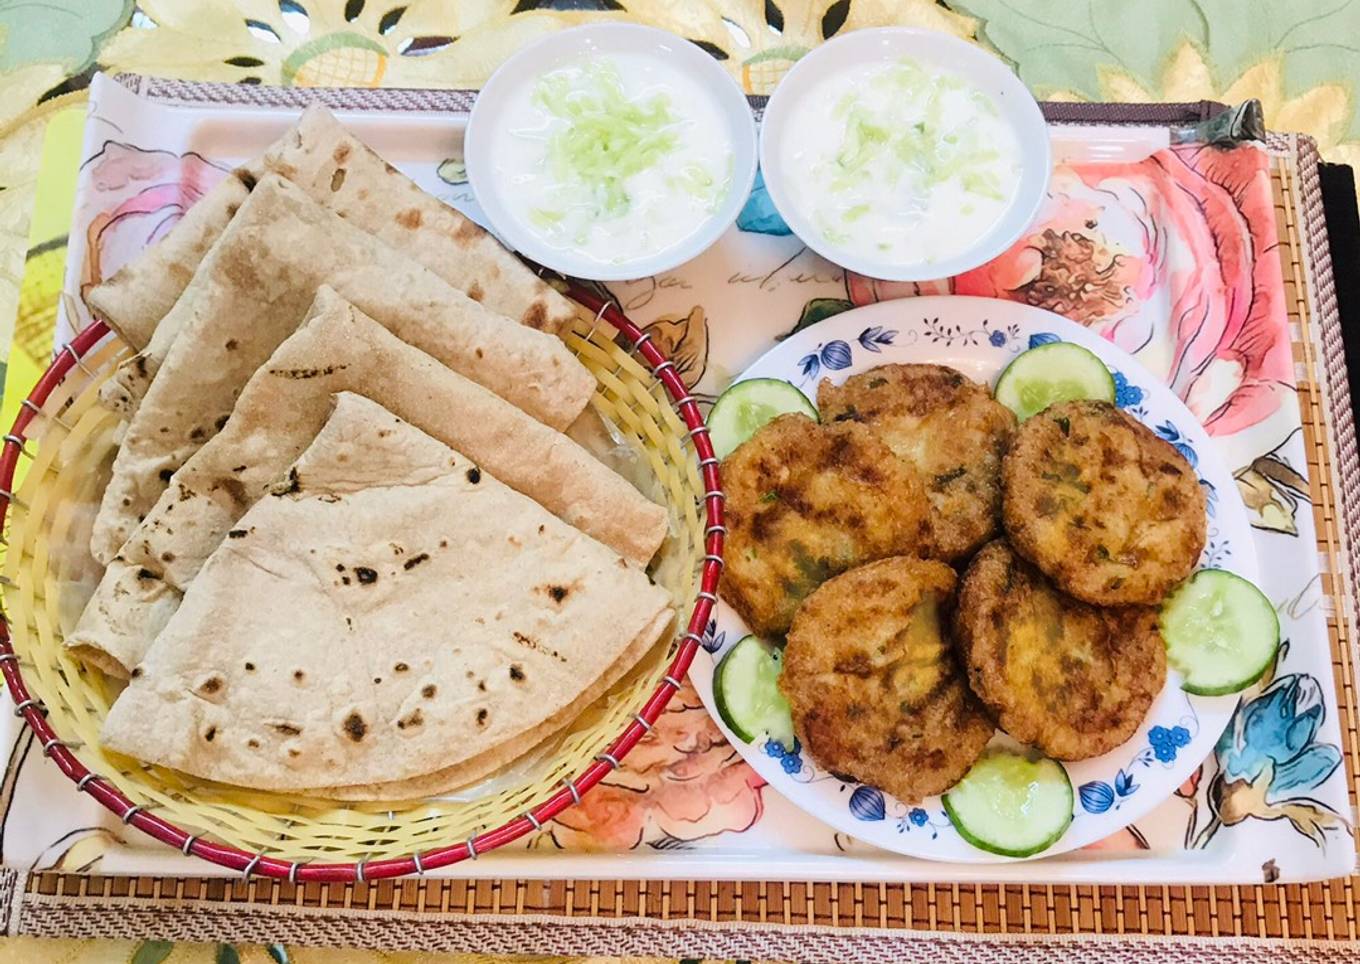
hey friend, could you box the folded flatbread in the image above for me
[87,166,259,351]
[95,104,581,411]
[319,611,666,801]
[265,104,579,333]
[89,174,594,565]
[68,289,669,677]
[100,392,673,796]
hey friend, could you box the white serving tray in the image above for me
[3,73,1350,885]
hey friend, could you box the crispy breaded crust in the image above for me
[781,557,994,802]
[954,541,1166,761]
[1002,400,1206,605]
[720,414,930,637]
[819,364,1017,561]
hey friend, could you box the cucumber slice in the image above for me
[713,635,796,749]
[1160,569,1280,696]
[943,748,1073,858]
[709,378,818,460]
[994,342,1117,421]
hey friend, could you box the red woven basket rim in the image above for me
[0,287,724,882]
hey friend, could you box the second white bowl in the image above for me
[759,28,1051,282]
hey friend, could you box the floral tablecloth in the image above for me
[1,1,1358,961]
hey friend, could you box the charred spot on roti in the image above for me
[270,721,300,736]
[215,414,229,431]
[225,339,238,351]
[269,364,346,379]
[509,665,525,682]
[244,662,256,672]
[403,553,429,570]
[421,684,436,698]
[355,566,378,584]
[333,142,351,163]
[220,478,250,507]
[136,568,158,581]
[394,662,409,673]
[292,670,305,682]
[466,467,481,484]
[512,631,565,662]
[130,667,143,678]
[288,748,301,758]
[161,551,176,563]
[340,575,351,585]
[203,726,216,742]
[476,708,489,726]
[342,712,367,742]
[546,585,568,603]
[231,465,246,473]
[397,708,424,730]
[235,169,257,190]
[396,208,422,229]
[330,168,346,192]
[467,282,485,301]
[453,219,480,244]
[247,738,260,749]
[189,427,205,441]
[158,469,174,483]
[477,680,487,692]
[524,302,548,330]
[270,468,301,497]
[194,675,224,698]
[225,204,239,218]
[439,539,448,548]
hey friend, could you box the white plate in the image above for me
[690,296,1258,863]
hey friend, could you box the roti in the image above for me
[85,165,259,354]
[265,104,580,333]
[100,393,673,794]
[68,289,668,677]
[89,174,594,565]
[94,104,582,413]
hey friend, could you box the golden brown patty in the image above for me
[1002,400,1206,605]
[721,414,930,637]
[954,541,1166,761]
[818,364,1017,561]
[781,557,994,803]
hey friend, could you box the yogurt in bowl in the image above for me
[467,24,758,281]
[760,29,1050,282]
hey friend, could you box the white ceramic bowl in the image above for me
[758,28,1051,282]
[465,24,758,282]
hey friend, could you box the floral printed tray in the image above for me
[4,74,1353,885]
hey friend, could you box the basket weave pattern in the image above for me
[0,293,723,881]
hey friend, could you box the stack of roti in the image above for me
[71,108,675,799]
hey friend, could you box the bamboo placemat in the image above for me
[0,124,1356,961]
